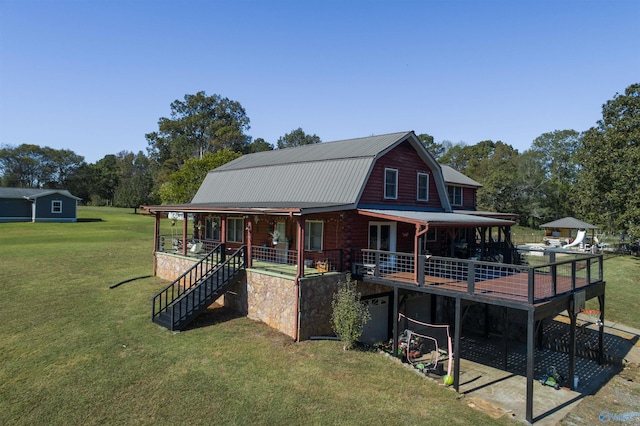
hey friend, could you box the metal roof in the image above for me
[191,130,456,214]
[539,217,598,229]
[0,187,81,200]
[359,209,515,227]
[215,131,413,171]
[441,165,482,187]
[192,157,375,210]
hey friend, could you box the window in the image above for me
[226,217,244,243]
[447,186,463,206]
[417,173,429,201]
[384,168,398,199]
[205,216,221,240]
[426,228,437,242]
[51,200,62,214]
[305,221,323,251]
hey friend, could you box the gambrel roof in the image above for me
[190,131,453,214]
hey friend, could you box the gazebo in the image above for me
[540,217,598,244]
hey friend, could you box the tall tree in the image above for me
[276,128,321,149]
[0,144,84,188]
[439,140,522,213]
[91,154,119,205]
[575,83,640,236]
[417,133,446,159]
[528,129,581,220]
[146,91,251,168]
[159,149,242,204]
[113,151,156,208]
[247,137,274,153]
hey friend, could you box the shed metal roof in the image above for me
[359,209,515,227]
[0,187,81,200]
[539,217,598,230]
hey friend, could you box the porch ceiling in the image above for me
[357,209,516,228]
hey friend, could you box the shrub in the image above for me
[331,274,371,350]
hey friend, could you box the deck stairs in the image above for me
[152,245,245,331]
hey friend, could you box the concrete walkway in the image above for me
[453,313,640,424]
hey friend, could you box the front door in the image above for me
[368,222,396,251]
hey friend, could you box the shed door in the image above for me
[360,295,389,345]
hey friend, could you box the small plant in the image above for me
[331,273,371,350]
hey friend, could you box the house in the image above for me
[0,187,81,223]
[145,131,605,424]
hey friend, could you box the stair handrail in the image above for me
[166,247,246,327]
[152,243,222,319]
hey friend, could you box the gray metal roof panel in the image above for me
[441,165,482,187]
[359,209,515,226]
[215,131,412,171]
[539,217,598,229]
[0,187,81,200]
[192,157,375,206]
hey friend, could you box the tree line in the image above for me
[1,84,638,236]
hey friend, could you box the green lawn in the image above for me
[0,207,510,425]
[587,254,640,329]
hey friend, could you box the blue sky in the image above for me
[1,0,638,164]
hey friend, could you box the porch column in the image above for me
[181,213,188,256]
[297,217,306,278]
[246,221,253,268]
[153,213,160,275]
[414,224,428,284]
[392,286,399,358]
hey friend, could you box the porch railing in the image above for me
[156,234,219,256]
[352,248,604,304]
[251,245,343,273]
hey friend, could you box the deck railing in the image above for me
[352,248,603,304]
[251,245,343,274]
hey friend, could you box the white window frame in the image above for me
[384,168,398,199]
[51,200,63,214]
[226,217,244,243]
[305,220,323,251]
[448,185,463,206]
[417,172,429,201]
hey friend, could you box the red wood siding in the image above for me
[359,141,443,209]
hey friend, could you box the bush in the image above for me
[331,274,371,350]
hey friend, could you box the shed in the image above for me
[0,188,81,222]
[539,217,598,239]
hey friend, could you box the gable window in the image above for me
[447,186,463,206]
[384,168,398,199]
[51,200,63,214]
[417,173,429,201]
[305,221,323,251]
[226,217,244,243]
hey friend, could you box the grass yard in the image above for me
[0,207,511,425]
[587,254,640,330]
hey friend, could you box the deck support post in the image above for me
[526,308,535,424]
[454,297,461,392]
[503,307,509,370]
[568,298,577,390]
[598,293,605,365]
[392,286,399,358]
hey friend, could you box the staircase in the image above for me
[152,245,245,331]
